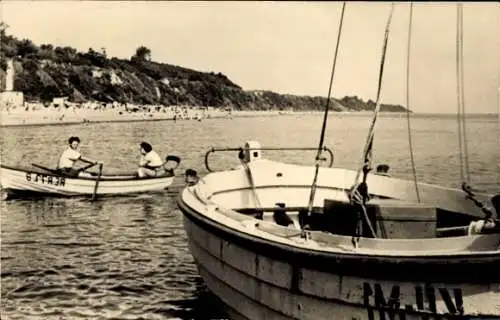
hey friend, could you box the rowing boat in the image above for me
[0,163,177,199]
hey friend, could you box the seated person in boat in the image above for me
[56,136,98,177]
[375,164,390,176]
[137,142,165,178]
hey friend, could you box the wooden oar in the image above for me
[77,162,98,174]
[92,163,104,201]
[32,162,99,177]
[32,163,59,174]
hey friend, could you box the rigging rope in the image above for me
[456,2,471,183]
[405,2,421,203]
[305,2,346,223]
[455,4,464,182]
[351,4,395,190]
[454,5,495,220]
[498,86,500,187]
[350,3,395,244]
[459,4,471,183]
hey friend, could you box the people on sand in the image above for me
[56,136,98,177]
[137,142,165,178]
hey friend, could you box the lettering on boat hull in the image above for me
[363,282,463,319]
[26,172,65,187]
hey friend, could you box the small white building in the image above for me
[0,59,25,108]
[53,97,69,107]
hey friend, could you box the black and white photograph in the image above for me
[1,1,499,319]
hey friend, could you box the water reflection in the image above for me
[166,279,229,320]
[142,197,155,217]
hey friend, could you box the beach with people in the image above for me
[0,100,308,127]
[0,102,290,126]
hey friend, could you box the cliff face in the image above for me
[0,29,408,112]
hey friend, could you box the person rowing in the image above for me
[56,136,99,177]
[137,142,165,178]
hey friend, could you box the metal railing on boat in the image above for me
[204,146,334,172]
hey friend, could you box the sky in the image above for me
[1,1,499,114]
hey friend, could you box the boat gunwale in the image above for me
[203,159,496,198]
[0,164,175,182]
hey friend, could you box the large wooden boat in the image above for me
[178,141,500,320]
[177,2,500,318]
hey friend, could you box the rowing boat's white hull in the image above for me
[0,166,175,197]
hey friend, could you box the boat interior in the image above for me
[1,155,181,181]
[186,141,500,248]
[201,190,500,252]
[210,204,500,253]
[1,165,173,181]
[77,170,174,180]
[190,145,500,250]
[231,196,499,240]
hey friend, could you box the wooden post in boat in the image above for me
[92,163,103,201]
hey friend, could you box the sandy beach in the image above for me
[0,105,408,127]
[0,103,310,127]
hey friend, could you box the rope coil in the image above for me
[462,182,495,220]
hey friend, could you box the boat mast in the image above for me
[305,2,347,224]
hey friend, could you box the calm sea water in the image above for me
[1,113,499,320]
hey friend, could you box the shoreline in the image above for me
[0,107,322,127]
[1,108,491,128]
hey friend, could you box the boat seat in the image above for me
[81,172,173,180]
[322,198,437,239]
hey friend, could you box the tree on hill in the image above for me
[54,46,77,63]
[0,22,8,37]
[132,46,151,62]
[17,39,38,57]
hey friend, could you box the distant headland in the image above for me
[0,22,409,125]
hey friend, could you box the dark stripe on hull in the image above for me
[3,189,73,199]
[178,195,500,284]
[3,188,169,200]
